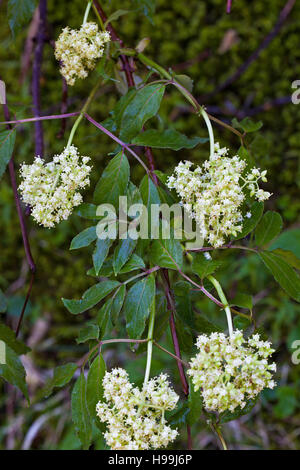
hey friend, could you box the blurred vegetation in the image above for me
[0,0,300,450]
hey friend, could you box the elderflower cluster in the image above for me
[188,330,276,414]
[19,145,91,228]
[55,22,110,85]
[167,143,271,247]
[96,368,179,450]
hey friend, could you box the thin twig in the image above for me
[153,341,189,367]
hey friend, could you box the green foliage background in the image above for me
[0,0,300,449]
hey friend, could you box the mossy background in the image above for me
[0,0,300,449]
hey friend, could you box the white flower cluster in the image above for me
[188,330,276,414]
[96,368,179,450]
[167,143,271,247]
[55,22,110,85]
[19,145,91,228]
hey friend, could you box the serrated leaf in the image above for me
[86,355,106,424]
[270,229,300,259]
[132,129,207,150]
[119,253,145,274]
[232,117,263,133]
[119,84,165,142]
[193,316,223,334]
[173,281,194,327]
[174,315,193,354]
[93,151,129,206]
[174,74,194,93]
[0,129,16,180]
[75,203,98,219]
[259,251,300,302]
[76,324,99,344]
[70,226,97,250]
[220,398,258,423]
[93,238,113,275]
[111,285,126,325]
[124,275,155,338]
[96,298,113,339]
[43,363,77,398]
[0,289,6,313]
[71,373,92,450]
[234,201,264,240]
[168,402,190,426]
[255,211,283,247]
[7,0,37,37]
[192,253,223,279]
[150,237,183,270]
[270,248,300,270]
[62,280,120,315]
[187,378,202,425]
[0,346,29,401]
[113,237,137,274]
[104,9,130,28]
[0,322,30,355]
[231,293,253,310]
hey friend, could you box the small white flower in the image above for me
[167,143,271,248]
[188,330,276,414]
[96,368,179,450]
[55,22,110,85]
[19,145,92,227]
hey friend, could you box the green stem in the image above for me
[199,107,214,159]
[207,275,233,337]
[137,53,215,158]
[83,0,93,25]
[66,78,102,148]
[144,294,156,385]
[212,423,228,451]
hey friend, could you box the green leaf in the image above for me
[93,151,130,206]
[270,248,300,270]
[168,402,190,427]
[231,293,253,310]
[173,281,194,327]
[104,9,130,28]
[86,355,106,423]
[43,363,77,398]
[150,237,183,270]
[132,129,207,150]
[0,322,30,355]
[62,280,120,314]
[232,117,263,133]
[0,129,16,180]
[174,74,194,93]
[93,238,113,275]
[187,378,202,425]
[270,228,300,259]
[259,251,300,302]
[74,203,98,219]
[119,253,145,274]
[119,84,165,142]
[0,346,29,401]
[174,315,193,354]
[96,298,113,338]
[133,0,155,23]
[233,316,252,330]
[220,398,258,423]
[255,211,283,247]
[192,253,223,279]
[76,324,99,344]
[139,174,161,238]
[70,226,97,250]
[124,275,155,338]
[194,315,223,335]
[71,373,92,450]
[7,0,37,37]
[113,237,137,274]
[274,386,297,419]
[111,285,126,325]
[234,201,264,240]
[0,289,6,313]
